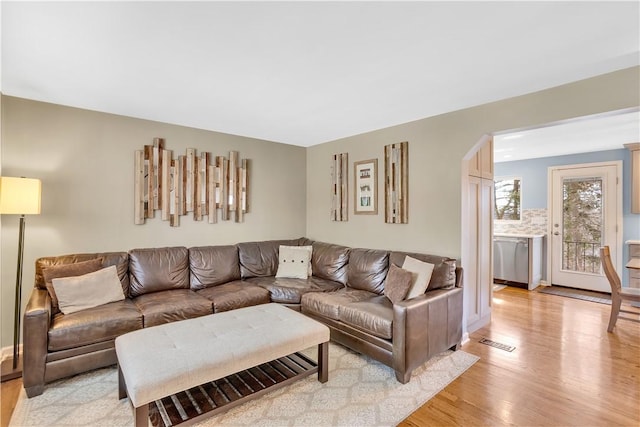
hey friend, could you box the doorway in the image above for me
[549,162,622,292]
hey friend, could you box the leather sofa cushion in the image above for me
[189,245,241,290]
[301,288,375,320]
[346,248,389,294]
[311,241,350,285]
[196,280,270,313]
[48,299,142,352]
[389,251,457,291]
[129,247,190,297]
[338,295,394,340]
[132,289,213,327]
[247,276,343,304]
[35,252,129,294]
[238,239,304,278]
[42,258,104,315]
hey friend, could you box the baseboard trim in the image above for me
[461,332,470,346]
[1,345,22,363]
[1,356,23,382]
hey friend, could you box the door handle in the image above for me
[553,231,560,236]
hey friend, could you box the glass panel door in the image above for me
[550,163,619,292]
[562,177,603,274]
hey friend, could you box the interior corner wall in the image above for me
[0,96,307,348]
[306,66,640,259]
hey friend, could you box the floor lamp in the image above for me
[0,176,42,381]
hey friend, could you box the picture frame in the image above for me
[354,159,378,215]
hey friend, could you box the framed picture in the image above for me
[354,159,378,215]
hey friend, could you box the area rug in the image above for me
[538,285,640,307]
[10,343,478,427]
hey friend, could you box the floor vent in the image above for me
[479,338,515,352]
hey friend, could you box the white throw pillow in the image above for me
[299,245,313,276]
[52,265,126,314]
[275,245,311,279]
[402,256,435,299]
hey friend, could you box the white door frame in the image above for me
[546,161,623,289]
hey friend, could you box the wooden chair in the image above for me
[600,246,640,332]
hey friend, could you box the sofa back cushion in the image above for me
[129,247,190,297]
[389,251,457,291]
[311,241,350,285]
[346,248,389,294]
[238,239,305,278]
[189,245,241,290]
[35,252,130,295]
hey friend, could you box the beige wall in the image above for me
[1,66,638,349]
[306,67,640,257]
[0,96,306,348]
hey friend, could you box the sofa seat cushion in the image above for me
[132,289,213,327]
[48,299,142,352]
[338,295,394,340]
[301,288,376,320]
[196,281,270,313]
[247,276,343,304]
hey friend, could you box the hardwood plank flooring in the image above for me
[2,287,639,426]
[402,287,640,426]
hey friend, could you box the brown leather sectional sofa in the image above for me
[23,238,463,397]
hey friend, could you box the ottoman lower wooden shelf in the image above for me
[115,303,330,427]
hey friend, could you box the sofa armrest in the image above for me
[392,286,463,383]
[23,288,51,397]
[455,266,463,287]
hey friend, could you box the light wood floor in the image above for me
[2,287,639,426]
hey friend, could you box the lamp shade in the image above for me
[0,177,42,215]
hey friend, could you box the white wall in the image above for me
[0,96,307,348]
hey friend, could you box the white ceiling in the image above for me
[2,2,639,148]
[494,109,640,163]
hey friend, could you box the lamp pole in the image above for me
[13,214,26,369]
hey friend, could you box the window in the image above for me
[494,177,521,221]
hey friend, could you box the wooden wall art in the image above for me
[331,152,348,221]
[384,141,408,224]
[134,138,249,226]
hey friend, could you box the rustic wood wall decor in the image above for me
[134,138,249,226]
[384,141,408,224]
[331,153,348,221]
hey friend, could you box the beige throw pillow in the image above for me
[52,265,125,315]
[384,263,416,304]
[402,255,435,299]
[275,245,311,279]
[42,258,104,313]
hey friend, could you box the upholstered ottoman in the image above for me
[115,303,330,427]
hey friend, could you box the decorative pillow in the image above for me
[52,266,125,315]
[384,263,415,304]
[275,245,311,279]
[297,245,313,276]
[42,258,104,313]
[402,256,435,299]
